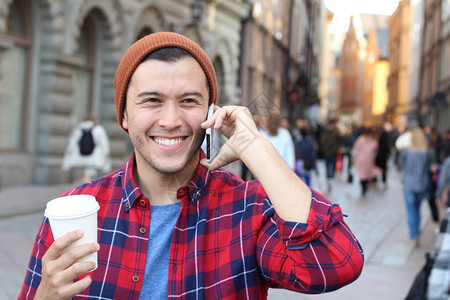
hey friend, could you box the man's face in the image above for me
[123,57,209,175]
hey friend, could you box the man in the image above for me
[19,32,363,299]
[319,119,342,192]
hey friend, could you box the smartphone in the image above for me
[206,104,215,162]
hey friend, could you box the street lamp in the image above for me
[170,0,205,33]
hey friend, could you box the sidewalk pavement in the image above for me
[0,183,73,218]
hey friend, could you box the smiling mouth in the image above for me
[153,137,185,146]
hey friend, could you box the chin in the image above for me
[151,156,192,175]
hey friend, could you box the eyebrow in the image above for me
[136,90,206,101]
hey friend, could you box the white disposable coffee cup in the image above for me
[45,195,100,270]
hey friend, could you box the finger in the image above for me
[201,106,222,129]
[59,242,99,271]
[37,260,96,300]
[66,260,97,280]
[213,106,234,129]
[44,230,84,262]
[201,116,215,129]
[57,274,93,299]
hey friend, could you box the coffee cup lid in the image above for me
[45,195,99,219]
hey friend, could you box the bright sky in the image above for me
[324,0,401,34]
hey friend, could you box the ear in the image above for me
[122,110,128,130]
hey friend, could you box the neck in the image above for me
[134,154,199,206]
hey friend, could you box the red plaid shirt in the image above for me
[19,154,363,299]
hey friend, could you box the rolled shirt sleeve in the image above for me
[257,189,364,294]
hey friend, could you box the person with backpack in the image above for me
[62,114,111,183]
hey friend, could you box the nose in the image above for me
[158,103,183,129]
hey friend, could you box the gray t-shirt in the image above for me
[139,201,181,299]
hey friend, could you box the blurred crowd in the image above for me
[256,115,450,211]
[244,112,450,236]
[247,113,450,300]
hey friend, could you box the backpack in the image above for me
[78,127,95,155]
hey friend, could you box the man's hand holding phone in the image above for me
[201,105,262,170]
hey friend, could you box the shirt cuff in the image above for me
[275,189,345,249]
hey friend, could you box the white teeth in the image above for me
[154,138,184,146]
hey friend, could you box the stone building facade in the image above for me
[388,0,411,127]
[419,0,443,128]
[417,0,450,132]
[239,0,322,125]
[436,0,450,132]
[0,0,250,188]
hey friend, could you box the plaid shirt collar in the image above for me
[121,151,210,211]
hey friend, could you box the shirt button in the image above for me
[140,199,146,206]
[192,192,198,199]
[139,227,146,234]
[125,202,130,208]
[132,275,139,282]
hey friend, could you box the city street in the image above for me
[0,160,438,300]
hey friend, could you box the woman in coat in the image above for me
[399,127,431,244]
[352,127,381,196]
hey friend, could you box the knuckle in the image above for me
[66,248,80,261]
[72,262,83,275]
[55,287,70,299]
[51,239,65,252]
[49,277,62,292]
[44,264,57,276]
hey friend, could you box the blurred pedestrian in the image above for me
[428,127,443,163]
[62,114,111,183]
[352,127,381,196]
[425,127,441,232]
[395,126,411,170]
[260,112,295,170]
[375,122,392,187]
[437,156,450,208]
[319,119,341,192]
[280,116,291,130]
[294,128,317,187]
[340,125,358,183]
[440,129,450,162]
[399,127,431,245]
[292,118,307,144]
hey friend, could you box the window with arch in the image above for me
[136,27,153,41]
[0,0,31,150]
[71,14,95,126]
[213,57,226,105]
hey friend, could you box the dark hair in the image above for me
[143,47,192,62]
[142,47,209,94]
[266,113,281,136]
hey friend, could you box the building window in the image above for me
[0,0,31,150]
[71,15,95,126]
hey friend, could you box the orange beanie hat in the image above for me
[114,32,218,130]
